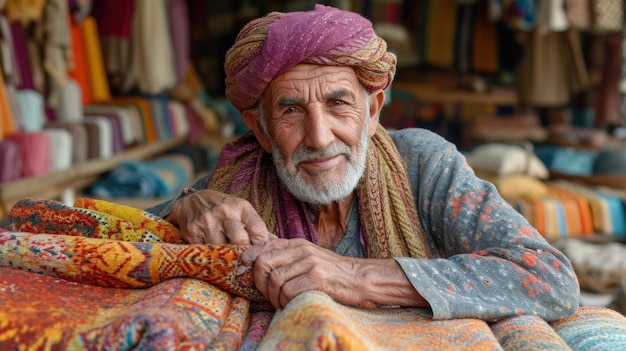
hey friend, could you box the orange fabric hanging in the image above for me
[68,17,93,105]
[0,72,17,140]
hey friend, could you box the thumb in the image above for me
[241,245,265,266]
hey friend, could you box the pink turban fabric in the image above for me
[224,5,396,111]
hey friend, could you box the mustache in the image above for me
[291,142,351,165]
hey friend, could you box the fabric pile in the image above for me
[1,198,626,350]
[0,0,228,188]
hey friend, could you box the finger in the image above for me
[241,245,265,266]
[241,206,274,245]
[183,230,206,244]
[223,218,251,245]
[269,260,313,308]
[184,220,228,244]
[242,238,290,264]
[251,240,300,307]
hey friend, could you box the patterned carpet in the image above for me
[1,198,626,350]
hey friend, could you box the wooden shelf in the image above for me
[0,136,186,217]
[392,81,519,106]
[550,171,626,191]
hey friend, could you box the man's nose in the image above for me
[303,107,334,149]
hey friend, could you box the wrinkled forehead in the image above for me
[263,64,363,104]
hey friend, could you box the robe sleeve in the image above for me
[145,174,211,218]
[389,128,579,322]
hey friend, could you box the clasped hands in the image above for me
[166,189,370,309]
[167,189,423,309]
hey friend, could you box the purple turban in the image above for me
[224,5,396,111]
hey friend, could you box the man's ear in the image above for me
[242,108,272,152]
[367,89,385,137]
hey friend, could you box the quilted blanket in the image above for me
[1,198,626,350]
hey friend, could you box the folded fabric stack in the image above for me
[510,181,626,240]
[0,1,233,185]
[467,143,626,239]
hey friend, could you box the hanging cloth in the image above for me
[91,0,135,95]
[9,21,34,90]
[424,0,458,69]
[81,16,111,103]
[38,0,73,109]
[68,16,92,105]
[168,0,190,85]
[0,65,18,139]
[594,33,623,128]
[472,0,499,73]
[128,0,176,94]
[517,28,590,107]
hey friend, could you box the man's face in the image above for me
[257,64,377,205]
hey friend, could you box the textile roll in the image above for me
[82,121,101,160]
[594,188,626,237]
[84,104,140,146]
[167,100,190,138]
[184,103,207,144]
[85,113,124,153]
[555,181,613,235]
[551,306,626,348]
[43,128,73,172]
[145,94,173,141]
[46,121,88,165]
[0,139,21,183]
[2,198,626,350]
[8,131,49,177]
[110,97,157,143]
[56,78,83,123]
[15,89,45,132]
[83,117,113,159]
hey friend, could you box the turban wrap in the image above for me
[224,4,397,111]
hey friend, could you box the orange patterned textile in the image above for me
[1,198,626,350]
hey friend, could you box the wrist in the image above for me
[357,258,429,307]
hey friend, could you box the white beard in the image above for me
[270,109,370,205]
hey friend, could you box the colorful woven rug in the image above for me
[1,198,626,350]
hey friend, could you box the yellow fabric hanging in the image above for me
[424,0,458,69]
[81,16,111,102]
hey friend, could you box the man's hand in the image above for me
[242,238,429,309]
[167,189,276,245]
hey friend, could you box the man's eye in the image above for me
[332,100,344,106]
[285,106,298,114]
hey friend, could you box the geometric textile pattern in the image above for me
[1,198,626,350]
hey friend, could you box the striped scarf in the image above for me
[208,125,431,259]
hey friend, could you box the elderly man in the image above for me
[149,5,578,321]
